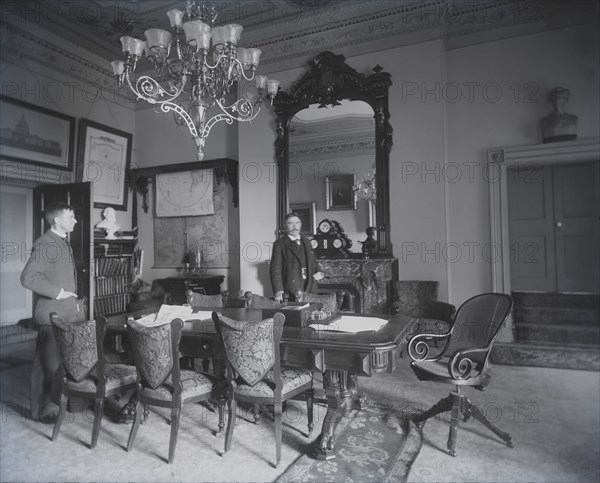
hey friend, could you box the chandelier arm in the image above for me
[216,98,261,123]
[158,101,200,137]
[202,113,234,139]
[125,73,186,105]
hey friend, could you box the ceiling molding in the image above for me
[0,21,136,106]
[2,1,597,107]
[291,135,375,160]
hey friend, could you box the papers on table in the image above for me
[281,302,310,310]
[309,315,389,333]
[134,305,214,327]
[134,313,163,327]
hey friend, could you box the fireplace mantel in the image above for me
[318,257,398,314]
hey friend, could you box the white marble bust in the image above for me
[95,207,120,239]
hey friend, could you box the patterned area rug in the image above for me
[278,404,422,482]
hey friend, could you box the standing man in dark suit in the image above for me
[21,202,80,423]
[270,212,324,302]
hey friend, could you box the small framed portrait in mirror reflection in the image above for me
[290,202,316,235]
[325,174,357,210]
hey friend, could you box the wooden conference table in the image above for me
[106,308,416,460]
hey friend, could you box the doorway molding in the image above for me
[487,137,600,296]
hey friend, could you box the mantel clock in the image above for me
[311,219,352,257]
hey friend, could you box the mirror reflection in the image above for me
[288,100,375,253]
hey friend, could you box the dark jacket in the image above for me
[270,235,321,298]
[21,230,79,326]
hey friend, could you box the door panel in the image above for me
[554,163,599,292]
[508,162,600,293]
[34,182,94,318]
[508,165,556,291]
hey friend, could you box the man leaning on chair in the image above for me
[20,202,81,423]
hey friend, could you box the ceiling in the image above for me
[10,0,598,66]
[14,0,398,62]
[3,0,596,107]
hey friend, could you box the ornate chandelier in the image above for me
[111,1,279,160]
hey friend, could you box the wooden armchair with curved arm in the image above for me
[407,293,514,456]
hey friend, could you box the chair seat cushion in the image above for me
[141,370,215,401]
[65,364,137,393]
[234,367,312,398]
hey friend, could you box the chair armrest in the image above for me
[407,332,451,361]
[448,345,491,380]
[430,301,456,324]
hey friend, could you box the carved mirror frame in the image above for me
[273,51,393,255]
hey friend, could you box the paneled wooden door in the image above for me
[33,182,94,318]
[508,162,599,293]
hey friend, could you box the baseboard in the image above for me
[492,342,600,371]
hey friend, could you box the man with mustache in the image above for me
[270,212,324,302]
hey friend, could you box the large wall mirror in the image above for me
[273,51,393,255]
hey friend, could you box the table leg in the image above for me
[313,369,359,460]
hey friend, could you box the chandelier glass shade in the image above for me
[111,1,279,160]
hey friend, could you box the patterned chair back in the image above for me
[51,315,103,383]
[212,312,285,387]
[186,290,224,308]
[127,319,183,390]
[244,291,281,309]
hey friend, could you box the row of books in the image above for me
[95,257,133,277]
[94,275,131,297]
[94,243,136,257]
[94,293,132,317]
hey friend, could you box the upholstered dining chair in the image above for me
[407,293,514,456]
[50,313,137,449]
[242,291,282,309]
[211,311,314,468]
[393,280,456,336]
[185,290,224,308]
[126,318,224,464]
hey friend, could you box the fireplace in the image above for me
[317,257,398,314]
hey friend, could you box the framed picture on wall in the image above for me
[325,174,357,210]
[290,202,316,235]
[0,94,75,170]
[77,119,132,210]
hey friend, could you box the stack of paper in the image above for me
[133,305,213,327]
[133,313,161,327]
[309,315,388,333]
